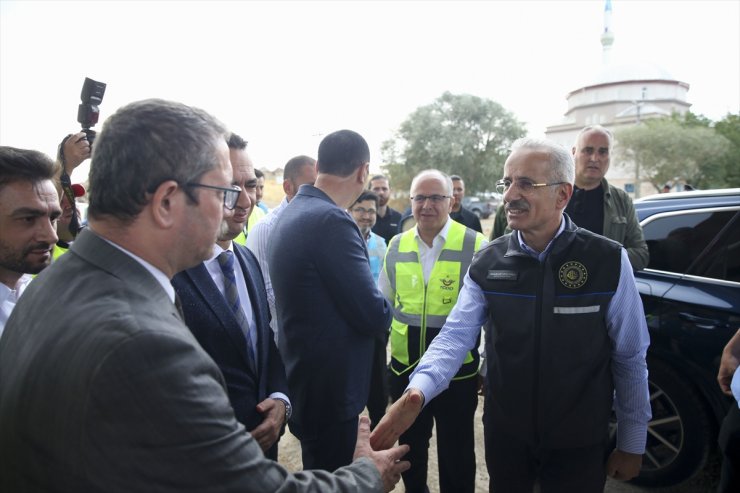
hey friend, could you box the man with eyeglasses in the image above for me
[372,138,651,493]
[377,169,486,493]
[566,125,648,270]
[0,101,409,492]
[173,132,290,460]
[349,190,389,433]
[269,129,394,472]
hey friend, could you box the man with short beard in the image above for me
[0,146,61,337]
[172,133,291,460]
[370,175,402,243]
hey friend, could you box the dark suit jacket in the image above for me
[0,229,380,492]
[172,243,288,450]
[268,185,393,436]
[450,206,483,233]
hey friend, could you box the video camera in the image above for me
[76,77,106,145]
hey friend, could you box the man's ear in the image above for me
[557,183,573,210]
[150,180,181,229]
[356,162,369,185]
[283,179,292,196]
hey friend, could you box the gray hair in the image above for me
[510,138,575,185]
[88,99,228,222]
[410,169,453,195]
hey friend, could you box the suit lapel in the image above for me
[184,263,253,370]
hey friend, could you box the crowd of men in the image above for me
[0,98,738,493]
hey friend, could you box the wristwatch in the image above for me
[275,398,292,421]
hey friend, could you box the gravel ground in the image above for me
[277,396,721,492]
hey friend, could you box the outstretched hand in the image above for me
[354,416,410,492]
[370,388,424,451]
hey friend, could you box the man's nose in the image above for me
[39,218,59,246]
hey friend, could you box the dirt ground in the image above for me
[277,395,720,493]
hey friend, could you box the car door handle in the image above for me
[678,312,723,330]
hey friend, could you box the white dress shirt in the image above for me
[0,274,32,339]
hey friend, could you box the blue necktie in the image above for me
[217,251,257,373]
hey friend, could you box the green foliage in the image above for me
[381,92,526,195]
[714,114,740,187]
[615,114,734,191]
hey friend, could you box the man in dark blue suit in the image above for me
[173,133,290,460]
[268,129,394,471]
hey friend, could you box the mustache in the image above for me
[505,199,530,211]
[24,242,53,254]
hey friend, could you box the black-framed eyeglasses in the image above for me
[411,194,451,204]
[351,207,377,215]
[184,183,242,210]
[495,179,566,195]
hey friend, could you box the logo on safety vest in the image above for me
[440,276,455,291]
[558,261,588,289]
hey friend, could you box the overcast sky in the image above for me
[1,0,738,181]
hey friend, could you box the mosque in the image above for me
[545,0,691,197]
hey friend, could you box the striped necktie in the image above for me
[217,251,257,373]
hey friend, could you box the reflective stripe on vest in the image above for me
[385,221,484,376]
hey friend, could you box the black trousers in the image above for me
[483,415,607,493]
[718,402,740,493]
[367,335,390,430]
[292,417,358,472]
[389,372,478,493]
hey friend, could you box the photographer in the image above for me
[54,131,90,253]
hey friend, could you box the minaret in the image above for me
[601,0,615,65]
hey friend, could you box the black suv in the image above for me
[629,188,740,487]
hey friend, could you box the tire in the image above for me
[629,358,715,487]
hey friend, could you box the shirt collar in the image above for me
[517,216,566,261]
[100,238,176,303]
[414,216,453,245]
[0,274,33,303]
[208,242,233,262]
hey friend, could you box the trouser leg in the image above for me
[367,335,390,430]
[718,403,740,493]
[298,417,358,472]
[434,377,478,493]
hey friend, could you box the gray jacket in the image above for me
[0,229,381,493]
[600,178,649,270]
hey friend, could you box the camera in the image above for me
[77,77,106,145]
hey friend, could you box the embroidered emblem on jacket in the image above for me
[559,261,588,289]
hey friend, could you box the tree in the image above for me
[714,113,740,188]
[381,92,526,195]
[615,116,731,192]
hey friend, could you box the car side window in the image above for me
[643,210,739,280]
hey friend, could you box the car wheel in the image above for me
[629,358,715,487]
[472,208,481,218]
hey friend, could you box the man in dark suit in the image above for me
[173,133,290,460]
[269,129,394,472]
[450,174,483,233]
[0,99,409,492]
